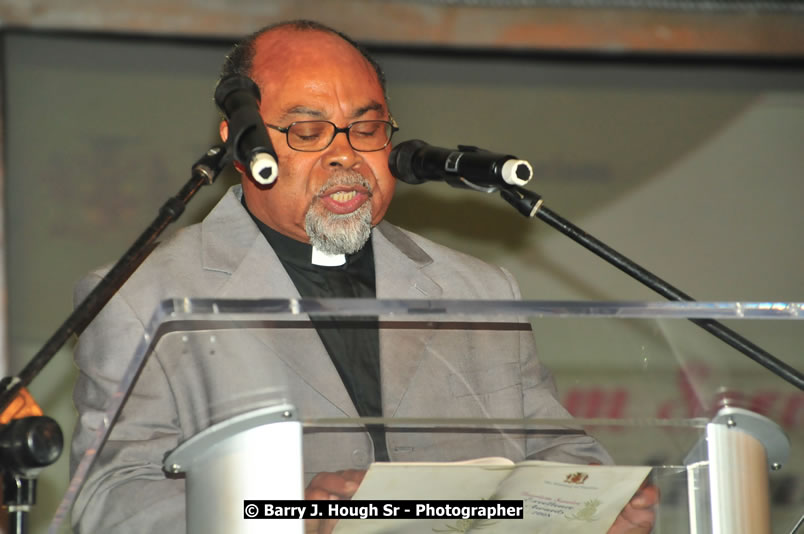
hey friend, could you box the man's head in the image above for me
[219,21,396,255]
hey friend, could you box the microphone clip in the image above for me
[499,184,543,218]
[450,145,499,193]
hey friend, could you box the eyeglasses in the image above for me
[265,119,399,152]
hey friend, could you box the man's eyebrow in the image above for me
[351,101,384,118]
[278,106,326,121]
[277,102,385,122]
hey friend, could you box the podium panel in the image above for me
[56,299,800,534]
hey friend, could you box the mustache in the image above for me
[315,172,372,197]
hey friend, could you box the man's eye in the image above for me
[291,126,326,141]
[352,125,380,137]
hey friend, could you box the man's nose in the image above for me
[322,131,361,169]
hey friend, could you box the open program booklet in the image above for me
[333,458,652,534]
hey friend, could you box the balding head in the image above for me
[220,20,387,102]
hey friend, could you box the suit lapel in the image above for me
[199,187,358,417]
[198,193,444,420]
[373,222,442,417]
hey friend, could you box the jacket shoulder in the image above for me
[378,222,520,299]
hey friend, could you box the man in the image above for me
[71,20,657,533]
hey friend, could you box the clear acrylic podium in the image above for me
[55,298,800,534]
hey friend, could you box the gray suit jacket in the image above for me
[71,186,609,532]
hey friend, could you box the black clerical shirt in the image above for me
[243,199,389,461]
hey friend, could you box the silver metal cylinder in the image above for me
[165,404,304,534]
[686,406,789,534]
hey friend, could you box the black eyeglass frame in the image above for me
[264,118,399,152]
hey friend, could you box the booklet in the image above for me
[332,458,652,533]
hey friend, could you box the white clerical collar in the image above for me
[311,247,346,267]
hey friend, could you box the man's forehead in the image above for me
[278,101,386,122]
[251,29,387,118]
[252,29,373,79]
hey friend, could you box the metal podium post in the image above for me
[685,406,790,534]
[164,403,304,534]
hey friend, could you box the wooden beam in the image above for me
[1,1,803,57]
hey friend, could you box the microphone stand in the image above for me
[498,183,804,392]
[0,144,231,534]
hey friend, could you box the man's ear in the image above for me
[220,120,248,175]
[219,120,229,142]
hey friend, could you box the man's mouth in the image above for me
[318,187,370,215]
[330,191,358,203]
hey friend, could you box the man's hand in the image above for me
[305,470,366,534]
[606,484,660,534]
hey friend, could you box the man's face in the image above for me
[222,29,396,253]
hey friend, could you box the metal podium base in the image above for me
[685,406,790,534]
[164,403,304,534]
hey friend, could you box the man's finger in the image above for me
[306,469,367,500]
[305,517,338,534]
[620,504,656,528]
[630,484,660,508]
[305,487,336,501]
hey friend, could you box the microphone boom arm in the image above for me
[497,183,803,391]
[0,144,232,414]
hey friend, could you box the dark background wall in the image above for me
[2,19,803,533]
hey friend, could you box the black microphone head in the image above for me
[214,75,261,115]
[388,139,429,185]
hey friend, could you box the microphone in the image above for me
[389,139,533,190]
[214,75,278,185]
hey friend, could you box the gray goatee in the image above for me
[304,172,373,255]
